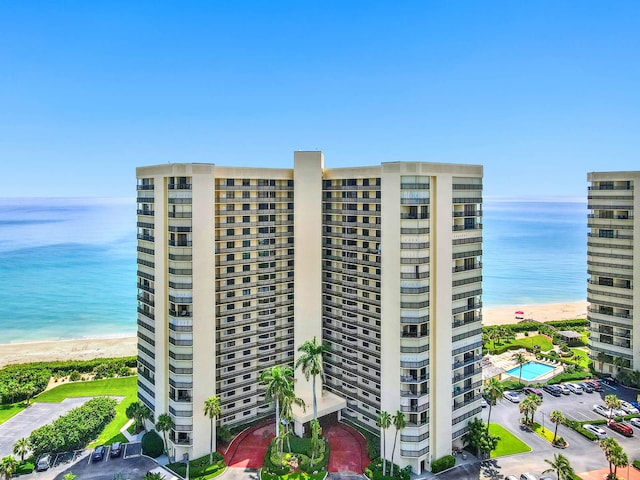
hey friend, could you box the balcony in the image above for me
[137,209,155,216]
[168,183,192,190]
[169,310,193,318]
[137,184,155,190]
[137,234,155,242]
[168,240,192,247]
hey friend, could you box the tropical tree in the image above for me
[310,419,323,465]
[600,437,620,479]
[611,444,629,480]
[260,365,296,437]
[605,394,622,420]
[483,377,504,428]
[203,396,221,464]
[12,438,29,463]
[295,336,329,420]
[143,473,164,480]
[279,387,305,453]
[376,411,392,476]
[543,453,575,480]
[597,351,607,373]
[125,401,153,432]
[155,413,174,456]
[62,474,77,480]
[549,410,565,444]
[512,352,526,385]
[390,411,406,476]
[462,417,500,460]
[0,456,18,480]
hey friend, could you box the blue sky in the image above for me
[1,1,639,198]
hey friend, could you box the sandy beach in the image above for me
[0,336,137,368]
[483,301,588,326]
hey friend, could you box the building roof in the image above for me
[557,330,583,339]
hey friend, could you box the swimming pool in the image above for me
[506,361,555,381]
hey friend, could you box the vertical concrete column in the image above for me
[380,164,402,464]
[191,167,216,457]
[293,152,325,406]
[430,174,454,461]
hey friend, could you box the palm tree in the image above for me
[483,377,504,428]
[605,394,622,421]
[597,351,607,373]
[613,356,625,377]
[295,336,329,420]
[62,474,77,480]
[600,437,619,479]
[155,413,174,457]
[125,401,153,432]
[390,411,406,476]
[611,444,629,480]
[12,438,29,463]
[549,410,565,444]
[376,411,392,476]
[543,453,575,480]
[512,352,526,385]
[519,394,540,426]
[203,396,221,464]
[527,393,542,424]
[0,456,18,480]
[260,365,296,437]
[279,387,305,453]
[143,473,164,480]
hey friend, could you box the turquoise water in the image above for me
[0,196,588,343]
[506,361,555,381]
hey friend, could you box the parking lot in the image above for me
[18,442,174,480]
[482,381,640,479]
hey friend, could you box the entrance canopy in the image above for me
[292,390,347,429]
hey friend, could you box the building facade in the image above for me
[136,152,483,473]
[587,171,640,375]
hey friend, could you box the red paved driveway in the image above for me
[219,420,275,469]
[325,422,369,473]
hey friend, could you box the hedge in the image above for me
[431,455,455,474]
[547,372,592,384]
[365,458,410,480]
[28,397,117,455]
[545,319,588,329]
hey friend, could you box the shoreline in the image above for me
[483,300,588,326]
[0,301,588,368]
[0,335,137,368]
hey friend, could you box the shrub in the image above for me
[633,459,640,470]
[545,319,588,329]
[141,430,164,458]
[430,455,455,474]
[216,425,233,443]
[28,397,116,456]
[69,370,81,381]
[167,453,225,479]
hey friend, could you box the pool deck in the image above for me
[483,349,564,385]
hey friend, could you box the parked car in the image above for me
[567,383,583,394]
[92,445,106,462]
[504,391,521,403]
[594,404,610,417]
[557,384,570,395]
[36,454,51,472]
[579,382,594,393]
[543,385,562,397]
[583,424,607,439]
[110,441,122,458]
[629,417,640,428]
[481,397,488,408]
[523,387,543,399]
[620,400,639,414]
[505,476,518,480]
[520,474,537,480]
[585,380,603,392]
[608,421,634,437]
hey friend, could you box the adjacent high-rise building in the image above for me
[136,152,483,473]
[587,171,640,375]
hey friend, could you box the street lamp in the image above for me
[541,410,545,433]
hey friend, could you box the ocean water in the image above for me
[0,197,587,344]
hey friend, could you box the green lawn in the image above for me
[35,376,138,447]
[488,423,531,458]
[0,402,27,425]
[570,348,590,368]
[510,335,554,352]
[531,422,556,443]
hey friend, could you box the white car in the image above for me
[481,397,488,408]
[594,404,625,417]
[629,417,640,428]
[567,383,583,394]
[504,391,521,403]
[620,400,639,414]
[557,384,570,395]
[583,424,607,439]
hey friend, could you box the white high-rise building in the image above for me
[136,152,483,473]
[587,171,640,375]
